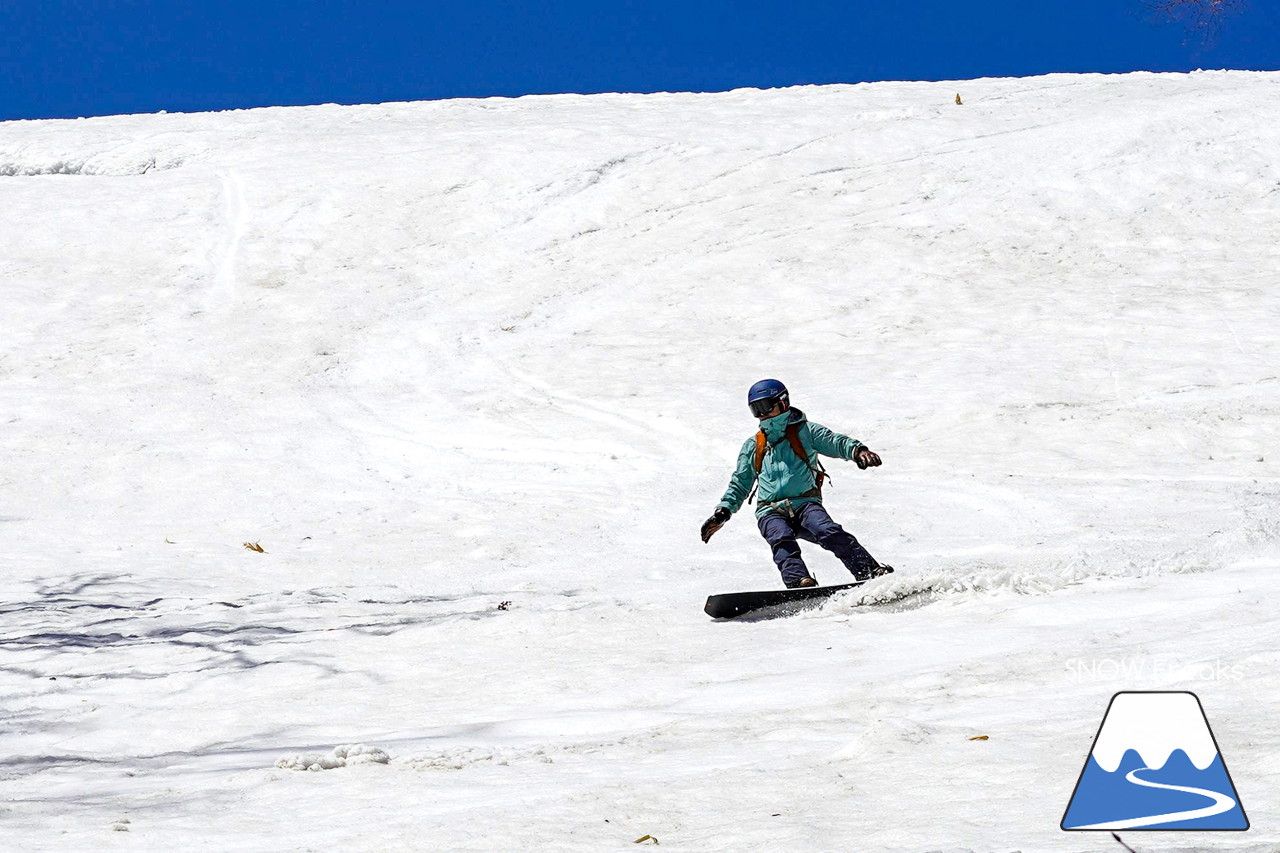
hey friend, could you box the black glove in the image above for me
[854,447,882,470]
[700,507,731,543]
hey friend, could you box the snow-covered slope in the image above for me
[1,72,1277,852]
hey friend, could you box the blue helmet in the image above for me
[747,379,789,418]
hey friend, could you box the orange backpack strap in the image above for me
[787,423,828,489]
[785,424,809,467]
[746,431,768,504]
[752,423,827,489]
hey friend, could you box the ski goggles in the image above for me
[749,394,786,418]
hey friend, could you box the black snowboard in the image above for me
[704,581,866,619]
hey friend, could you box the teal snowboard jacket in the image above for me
[717,408,866,519]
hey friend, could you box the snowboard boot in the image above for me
[785,576,818,589]
[854,564,894,582]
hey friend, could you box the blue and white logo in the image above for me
[1062,691,1248,831]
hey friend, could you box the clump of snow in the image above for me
[275,744,391,772]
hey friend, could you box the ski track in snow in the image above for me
[1,72,1279,851]
[213,170,247,306]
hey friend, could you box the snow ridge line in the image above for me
[0,156,183,177]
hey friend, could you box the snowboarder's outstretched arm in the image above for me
[716,439,758,514]
[807,422,882,469]
[702,440,756,542]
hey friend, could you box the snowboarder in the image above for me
[700,379,893,589]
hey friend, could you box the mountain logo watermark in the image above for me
[1062,691,1248,831]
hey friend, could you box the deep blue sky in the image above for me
[2,0,1278,121]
